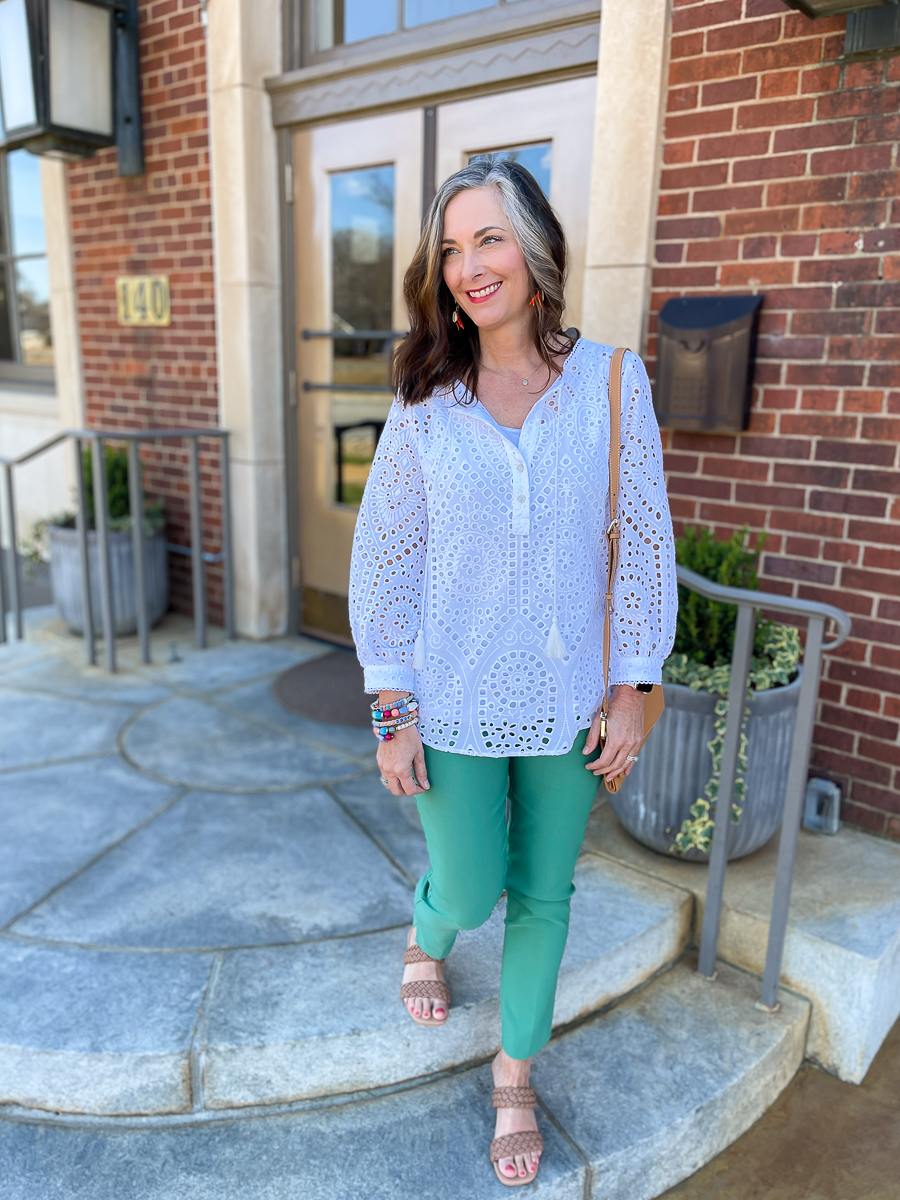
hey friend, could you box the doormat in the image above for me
[271,649,372,727]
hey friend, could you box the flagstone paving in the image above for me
[0,608,890,1199]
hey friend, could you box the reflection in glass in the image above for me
[345,0,396,43]
[8,149,47,256]
[0,0,37,133]
[315,0,538,48]
[15,257,52,365]
[0,267,13,361]
[1,148,54,367]
[316,0,397,49]
[330,164,396,506]
[404,0,494,27]
[469,142,552,198]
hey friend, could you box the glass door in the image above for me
[293,110,422,641]
[292,77,596,643]
[436,75,596,331]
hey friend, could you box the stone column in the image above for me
[206,0,286,637]
[41,157,86,432]
[581,0,672,354]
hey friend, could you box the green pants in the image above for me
[413,727,599,1060]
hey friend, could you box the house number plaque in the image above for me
[116,275,171,327]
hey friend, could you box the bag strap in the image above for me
[601,347,628,722]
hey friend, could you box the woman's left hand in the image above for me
[582,686,645,781]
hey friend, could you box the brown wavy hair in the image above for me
[392,156,575,408]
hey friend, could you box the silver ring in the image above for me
[380,777,391,786]
[626,755,639,763]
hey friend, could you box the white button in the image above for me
[516,463,524,471]
[517,495,525,502]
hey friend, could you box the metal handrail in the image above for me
[674,563,851,1013]
[301,329,408,340]
[676,565,851,651]
[0,427,234,672]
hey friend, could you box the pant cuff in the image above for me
[501,1031,550,1061]
[412,871,458,961]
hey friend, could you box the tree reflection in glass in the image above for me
[330,164,396,506]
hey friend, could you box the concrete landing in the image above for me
[0,956,810,1200]
[585,799,900,1084]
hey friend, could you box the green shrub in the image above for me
[667,524,800,694]
[82,445,131,527]
[73,446,163,534]
[673,524,767,667]
[24,445,164,572]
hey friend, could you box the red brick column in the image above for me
[67,0,222,622]
[652,0,900,840]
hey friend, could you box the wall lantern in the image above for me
[782,0,899,18]
[0,0,143,175]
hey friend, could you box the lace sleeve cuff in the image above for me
[609,656,664,688]
[362,663,418,695]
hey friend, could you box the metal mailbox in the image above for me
[654,294,763,433]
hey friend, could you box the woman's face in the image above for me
[441,186,531,332]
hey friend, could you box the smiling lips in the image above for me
[466,280,503,303]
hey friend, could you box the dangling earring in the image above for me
[529,290,544,310]
[452,305,464,330]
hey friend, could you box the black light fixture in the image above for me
[782,0,899,18]
[0,0,143,176]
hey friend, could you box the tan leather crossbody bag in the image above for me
[598,347,665,794]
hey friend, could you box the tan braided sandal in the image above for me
[400,940,450,1027]
[490,1085,544,1186]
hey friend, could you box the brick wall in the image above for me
[67,0,223,622]
[652,0,900,841]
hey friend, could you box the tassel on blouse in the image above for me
[543,615,567,659]
[412,626,427,670]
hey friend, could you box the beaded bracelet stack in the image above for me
[371,693,420,741]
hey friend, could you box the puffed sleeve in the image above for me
[608,350,677,686]
[348,395,428,694]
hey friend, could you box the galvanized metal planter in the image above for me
[48,523,169,637]
[608,671,803,862]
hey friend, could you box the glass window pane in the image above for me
[468,142,552,199]
[8,150,47,257]
[404,0,494,28]
[315,0,335,50]
[344,0,397,44]
[330,164,395,506]
[331,164,395,336]
[15,256,53,365]
[0,0,37,133]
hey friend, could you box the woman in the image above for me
[349,157,676,1186]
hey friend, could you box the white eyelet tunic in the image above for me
[348,338,677,756]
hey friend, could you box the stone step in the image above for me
[0,852,691,1116]
[0,954,811,1200]
[585,799,900,1084]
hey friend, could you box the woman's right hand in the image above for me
[377,723,430,796]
